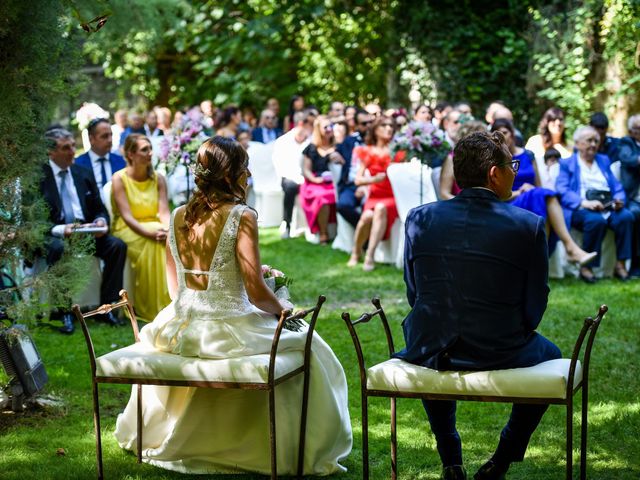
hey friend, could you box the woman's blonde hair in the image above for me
[182,136,249,231]
[123,134,154,179]
[311,115,335,147]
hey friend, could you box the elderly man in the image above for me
[618,114,640,277]
[41,128,126,333]
[395,131,561,480]
[75,118,126,202]
[556,126,633,282]
[272,108,316,238]
[251,108,282,144]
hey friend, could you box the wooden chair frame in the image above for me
[74,289,326,480]
[341,298,607,480]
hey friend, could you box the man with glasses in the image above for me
[251,109,283,144]
[395,131,561,480]
[40,128,127,333]
[335,108,373,227]
[75,118,126,204]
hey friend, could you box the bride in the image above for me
[114,136,352,475]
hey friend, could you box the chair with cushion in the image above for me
[74,290,326,480]
[342,298,607,480]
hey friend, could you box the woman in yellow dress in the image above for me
[112,134,171,320]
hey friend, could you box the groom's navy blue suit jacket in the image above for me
[394,188,560,371]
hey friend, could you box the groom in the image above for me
[395,131,561,480]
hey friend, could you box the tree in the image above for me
[0,1,94,323]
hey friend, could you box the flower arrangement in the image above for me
[157,107,210,175]
[74,102,109,131]
[261,265,292,291]
[390,120,451,166]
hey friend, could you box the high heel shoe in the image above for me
[347,254,359,267]
[579,268,597,284]
[568,251,597,267]
[363,258,375,272]
[614,266,630,282]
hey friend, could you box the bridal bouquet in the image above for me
[262,265,303,331]
[158,107,210,175]
[390,120,451,167]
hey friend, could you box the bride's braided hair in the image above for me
[182,136,249,231]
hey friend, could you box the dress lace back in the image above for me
[168,204,254,317]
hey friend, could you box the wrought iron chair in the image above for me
[341,298,607,480]
[74,289,326,480]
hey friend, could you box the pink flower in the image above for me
[271,269,285,278]
[261,264,272,276]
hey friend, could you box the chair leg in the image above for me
[297,370,312,478]
[566,400,573,480]
[269,387,277,480]
[92,381,103,480]
[580,386,589,480]
[137,384,143,463]
[362,394,369,480]
[391,397,397,480]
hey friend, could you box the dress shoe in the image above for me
[442,464,467,480]
[98,311,124,327]
[614,269,630,282]
[59,313,75,334]
[579,268,597,284]
[473,459,509,480]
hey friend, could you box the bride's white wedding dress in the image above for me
[114,204,352,475]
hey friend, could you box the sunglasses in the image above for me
[323,124,334,131]
[380,123,394,128]
[358,120,372,126]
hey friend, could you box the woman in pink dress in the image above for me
[348,116,405,271]
[300,115,344,244]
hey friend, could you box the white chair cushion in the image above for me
[96,342,304,384]
[367,358,582,399]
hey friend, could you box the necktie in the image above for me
[98,157,108,187]
[58,170,75,224]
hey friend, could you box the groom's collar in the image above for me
[457,187,499,201]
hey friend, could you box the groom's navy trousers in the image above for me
[394,188,561,466]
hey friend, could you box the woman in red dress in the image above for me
[348,116,405,271]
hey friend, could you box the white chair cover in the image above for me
[387,160,438,222]
[248,141,283,227]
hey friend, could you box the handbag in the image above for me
[585,189,613,208]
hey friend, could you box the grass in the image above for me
[1,227,639,479]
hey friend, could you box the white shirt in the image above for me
[577,154,609,199]
[88,150,113,190]
[49,159,85,237]
[272,128,309,184]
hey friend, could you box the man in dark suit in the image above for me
[335,108,373,227]
[75,118,126,198]
[42,128,126,333]
[395,131,561,480]
[251,109,283,144]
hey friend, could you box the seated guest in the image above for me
[111,109,128,152]
[266,97,282,129]
[413,103,434,124]
[42,128,126,333]
[590,112,619,161]
[155,106,173,135]
[272,108,316,238]
[119,112,146,148]
[439,120,487,200]
[284,94,305,132]
[348,116,405,271]
[112,134,171,320]
[617,114,640,277]
[525,107,572,188]
[328,100,346,119]
[344,104,357,134]
[540,147,562,189]
[300,115,344,244]
[215,105,242,139]
[491,119,595,266]
[144,110,164,138]
[395,131,562,480]
[336,108,373,228]
[556,126,634,282]
[433,101,452,129]
[491,104,524,147]
[75,118,126,202]
[251,108,282,144]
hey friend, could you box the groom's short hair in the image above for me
[453,131,511,189]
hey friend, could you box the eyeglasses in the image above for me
[358,120,373,126]
[496,159,520,173]
[323,124,334,131]
[380,123,394,128]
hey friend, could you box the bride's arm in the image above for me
[236,209,288,316]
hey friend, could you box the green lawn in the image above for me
[1,228,639,479]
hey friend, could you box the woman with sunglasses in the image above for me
[300,115,344,244]
[348,116,405,271]
[491,120,596,267]
[112,134,171,320]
